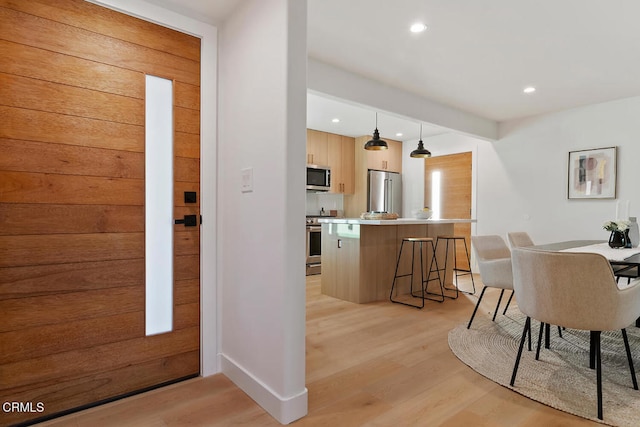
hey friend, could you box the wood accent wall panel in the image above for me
[424,152,473,269]
[1,73,145,124]
[175,81,201,110]
[0,139,145,178]
[0,311,144,364]
[175,157,201,183]
[2,0,201,61]
[1,327,199,391]
[0,6,200,85]
[175,132,201,159]
[0,40,145,98]
[0,259,145,298]
[0,172,145,205]
[0,233,144,268]
[1,106,145,152]
[0,286,144,332]
[0,0,201,424]
[0,204,143,235]
[6,350,200,421]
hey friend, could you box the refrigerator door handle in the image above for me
[382,178,387,212]
[388,179,393,213]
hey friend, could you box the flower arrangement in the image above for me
[603,220,631,232]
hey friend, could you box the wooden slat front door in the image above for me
[0,1,201,424]
[424,152,473,270]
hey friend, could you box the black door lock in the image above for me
[175,215,198,227]
[184,191,197,203]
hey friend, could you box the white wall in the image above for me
[405,96,640,246]
[401,141,426,217]
[218,0,307,423]
[488,96,640,244]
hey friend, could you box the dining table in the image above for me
[534,239,640,283]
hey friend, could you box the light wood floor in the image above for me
[39,275,599,426]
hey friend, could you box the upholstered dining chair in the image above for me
[503,232,535,314]
[506,231,534,249]
[467,235,513,329]
[507,231,563,340]
[510,247,640,421]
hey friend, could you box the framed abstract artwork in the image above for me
[568,147,617,199]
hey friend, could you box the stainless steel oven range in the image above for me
[306,216,322,275]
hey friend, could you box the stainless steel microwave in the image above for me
[306,164,331,191]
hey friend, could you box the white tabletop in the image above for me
[559,242,640,261]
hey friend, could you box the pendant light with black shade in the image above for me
[364,112,388,150]
[410,123,432,158]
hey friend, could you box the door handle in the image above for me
[175,215,198,227]
[383,179,389,212]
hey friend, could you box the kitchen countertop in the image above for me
[317,217,476,225]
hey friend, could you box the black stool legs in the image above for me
[436,236,476,299]
[390,238,444,309]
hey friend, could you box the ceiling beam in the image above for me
[307,58,497,141]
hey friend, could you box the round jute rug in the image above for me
[448,308,640,426]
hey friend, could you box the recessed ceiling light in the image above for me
[331,118,340,123]
[523,87,536,94]
[396,133,403,137]
[410,23,427,33]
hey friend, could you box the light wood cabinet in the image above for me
[321,225,360,302]
[341,136,355,194]
[345,136,403,217]
[306,129,328,166]
[365,138,402,172]
[327,133,355,194]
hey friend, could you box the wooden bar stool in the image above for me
[389,237,444,309]
[435,236,476,299]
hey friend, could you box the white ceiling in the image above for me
[306,92,446,141]
[142,0,640,141]
[140,0,239,26]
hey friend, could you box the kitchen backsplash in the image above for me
[306,192,344,216]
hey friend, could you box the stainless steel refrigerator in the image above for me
[367,170,402,216]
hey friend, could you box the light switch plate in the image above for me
[241,167,253,193]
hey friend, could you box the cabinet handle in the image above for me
[338,239,342,248]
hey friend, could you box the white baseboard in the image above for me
[220,354,308,424]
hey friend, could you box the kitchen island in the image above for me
[318,218,476,304]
